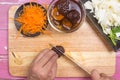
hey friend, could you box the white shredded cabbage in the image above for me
[84,0,120,34]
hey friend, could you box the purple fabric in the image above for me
[0,30,7,54]
[0,0,120,80]
[0,5,11,29]
[0,0,18,2]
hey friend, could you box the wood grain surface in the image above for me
[8,6,115,77]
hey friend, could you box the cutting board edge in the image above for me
[8,6,116,77]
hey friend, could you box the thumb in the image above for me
[91,69,101,80]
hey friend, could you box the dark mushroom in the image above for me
[56,0,70,16]
[52,46,65,57]
[67,10,80,24]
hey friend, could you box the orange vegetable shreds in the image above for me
[15,3,47,35]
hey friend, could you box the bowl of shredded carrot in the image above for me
[14,2,48,37]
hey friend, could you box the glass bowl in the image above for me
[47,0,86,33]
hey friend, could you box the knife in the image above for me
[49,44,91,75]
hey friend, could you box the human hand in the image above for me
[27,49,58,80]
[91,69,115,80]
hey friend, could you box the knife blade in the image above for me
[49,44,91,75]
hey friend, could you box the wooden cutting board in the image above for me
[8,6,116,77]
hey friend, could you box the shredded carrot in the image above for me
[15,2,47,36]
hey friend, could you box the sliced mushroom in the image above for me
[62,18,72,30]
[51,7,64,21]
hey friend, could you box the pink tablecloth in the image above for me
[0,0,120,80]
